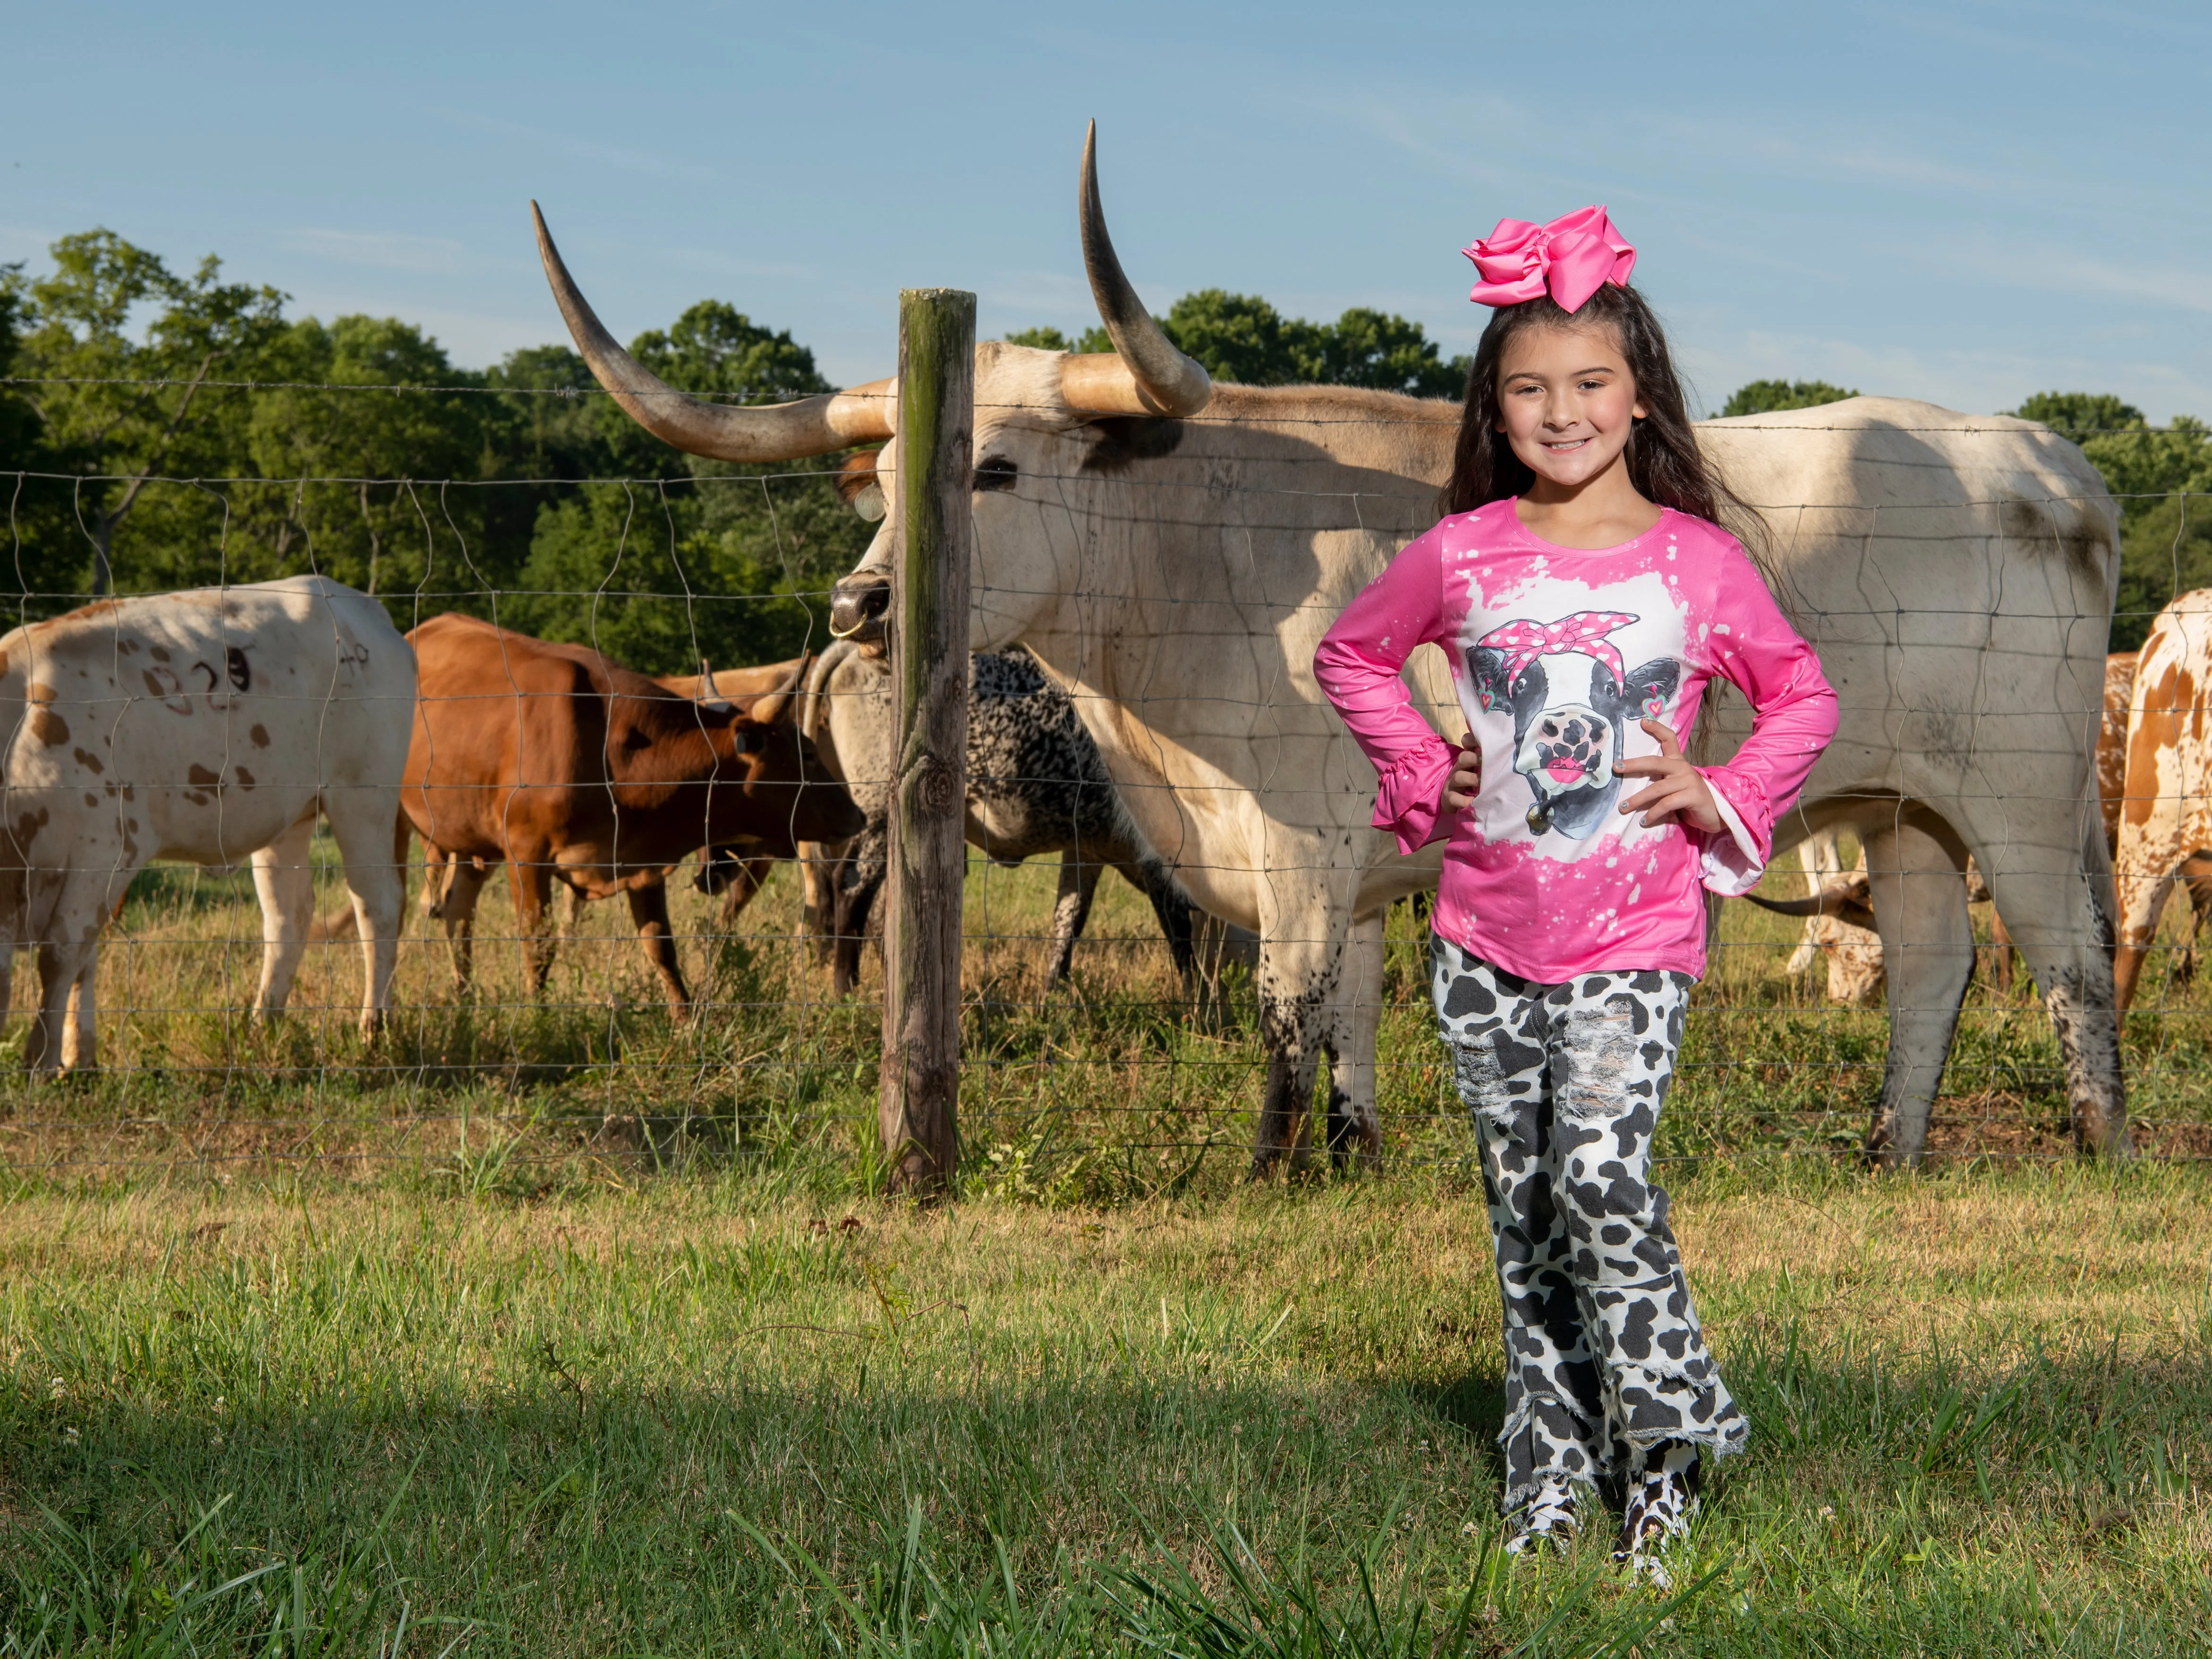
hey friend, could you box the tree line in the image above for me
[3,230,2208,664]
[0,230,867,674]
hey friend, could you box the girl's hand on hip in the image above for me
[1614,719,1724,832]
[1441,731,1482,811]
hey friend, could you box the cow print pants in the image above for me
[1432,938,1748,1512]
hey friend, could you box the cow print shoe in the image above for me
[1502,1478,1582,1557]
[1611,1442,1702,1587]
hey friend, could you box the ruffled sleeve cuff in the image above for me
[1371,734,1458,855]
[1693,767,1772,897]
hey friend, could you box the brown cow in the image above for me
[401,614,861,1012]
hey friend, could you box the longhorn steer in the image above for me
[400,614,860,1012]
[533,124,2128,1167]
[2112,594,2212,1011]
[0,577,414,1072]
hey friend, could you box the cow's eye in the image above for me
[974,456,1018,492]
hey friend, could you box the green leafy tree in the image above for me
[0,271,39,467]
[234,316,492,604]
[485,345,615,481]
[2008,391,2143,445]
[2113,493,2212,651]
[1158,290,1327,385]
[2004,394,2212,646]
[1003,296,1467,396]
[1315,307,1468,397]
[0,268,78,610]
[1719,379,1861,417]
[2085,415,2212,516]
[13,230,287,596]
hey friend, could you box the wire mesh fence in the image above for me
[0,410,2207,1191]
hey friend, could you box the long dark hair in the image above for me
[1439,284,1761,552]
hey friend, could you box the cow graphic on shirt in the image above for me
[1467,610,1681,839]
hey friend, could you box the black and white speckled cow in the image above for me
[699,638,1195,993]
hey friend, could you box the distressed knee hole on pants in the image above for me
[1431,937,1744,1503]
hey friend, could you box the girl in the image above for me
[1314,209,1838,1578]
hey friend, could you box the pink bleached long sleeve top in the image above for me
[1315,501,1837,981]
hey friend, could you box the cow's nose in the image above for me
[829,573,892,643]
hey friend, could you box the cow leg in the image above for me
[1990,910,2016,996]
[26,895,102,1075]
[2112,749,2194,1015]
[1048,851,1104,984]
[1119,855,1198,988]
[421,842,451,921]
[61,961,96,1074]
[1859,815,1977,1166]
[1785,829,1840,977]
[833,828,888,997]
[627,881,692,1016]
[1251,888,1348,1178]
[325,801,406,1037]
[439,857,489,993]
[2175,855,2212,983]
[797,840,846,963]
[509,854,559,997]
[716,854,775,927]
[1322,909,1386,1169]
[249,815,317,1019]
[1971,814,2131,1158]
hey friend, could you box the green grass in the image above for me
[1,843,2210,1650]
[0,1161,2207,1654]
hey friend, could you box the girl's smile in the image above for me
[1493,321,1650,505]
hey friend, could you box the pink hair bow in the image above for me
[1476,611,1638,684]
[1463,206,1636,312]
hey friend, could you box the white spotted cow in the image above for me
[0,577,416,1072]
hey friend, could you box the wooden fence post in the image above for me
[879,287,973,1196]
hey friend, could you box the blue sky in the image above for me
[6,0,2207,419]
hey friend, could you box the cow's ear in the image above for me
[1466,646,1510,713]
[1622,657,1681,720]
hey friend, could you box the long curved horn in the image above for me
[747,657,809,729]
[1065,123,1211,419]
[533,203,893,461]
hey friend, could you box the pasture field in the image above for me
[0,1158,2208,1655]
[0,848,2209,1652]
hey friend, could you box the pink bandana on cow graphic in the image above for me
[1475,611,1638,685]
